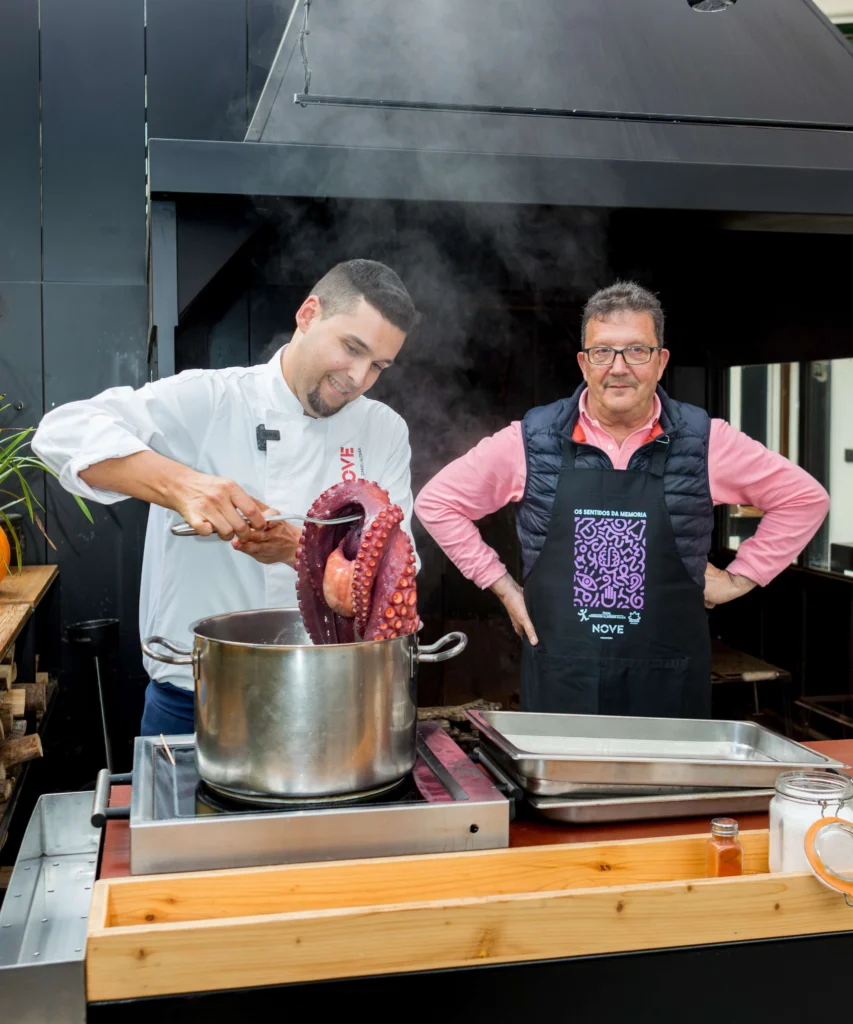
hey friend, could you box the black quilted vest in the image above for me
[518,385,713,586]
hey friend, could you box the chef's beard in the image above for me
[306,383,343,418]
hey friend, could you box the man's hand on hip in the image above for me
[490,572,538,646]
[703,562,757,610]
[232,518,302,567]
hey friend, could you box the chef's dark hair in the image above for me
[312,259,420,335]
[581,281,665,347]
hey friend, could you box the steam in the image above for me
[253,197,610,490]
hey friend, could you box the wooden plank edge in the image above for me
[97,828,771,893]
[89,881,110,932]
[102,830,771,926]
[0,565,58,609]
[0,604,32,665]
[86,870,853,1002]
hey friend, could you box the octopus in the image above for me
[295,479,419,644]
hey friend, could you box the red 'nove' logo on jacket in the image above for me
[340,447,356,482]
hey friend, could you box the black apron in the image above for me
[521,436,711,718]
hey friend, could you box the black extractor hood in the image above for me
[148,0,853,213]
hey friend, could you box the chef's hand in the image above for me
[491,573,538,646]
[231,515,302,568]
[703,562,757,610]
[168,466,267,540]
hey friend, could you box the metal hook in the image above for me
[819,799,845,818]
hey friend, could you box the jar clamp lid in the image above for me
[804,817,853,907]
[774,770,853,809]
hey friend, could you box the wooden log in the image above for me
[0,733,42,767]
[0,714,4,741]
[0,865,13,891]
[1,689,26,717]
[0,661,16,687]
[35,670,48,686]
[11,720,26,737]
[1,778,11,800]
[14,681,46,714]
[1,643,14,665]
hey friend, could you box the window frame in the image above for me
[720,359,838,577]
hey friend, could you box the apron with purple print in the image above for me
[520,436,711,718]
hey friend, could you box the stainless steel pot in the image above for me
[142,608,467,802]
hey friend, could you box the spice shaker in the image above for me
[706,817,744,878]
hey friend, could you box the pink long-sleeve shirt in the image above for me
[414,391,829,590]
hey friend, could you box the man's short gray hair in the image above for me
[581,281,665,347]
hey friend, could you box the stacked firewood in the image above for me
[0,646,47,818]
[417,698,503,752]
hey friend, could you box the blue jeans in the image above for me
[140,680,195,736]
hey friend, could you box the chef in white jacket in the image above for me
[32,259,420,735]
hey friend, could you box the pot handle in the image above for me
[142,635,194,666]
[417,631,468,663]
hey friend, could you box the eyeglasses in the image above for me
[582,345,660,366]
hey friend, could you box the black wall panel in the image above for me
[40,0,145,285]
[43,282,149,741]
[0,1,46,563]
[147,0,249,142]
[42,284,148,408]
[0,0,41,283]
[0,282,47,565]
[0,284,43,425]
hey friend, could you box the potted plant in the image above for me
[1,396,92,583]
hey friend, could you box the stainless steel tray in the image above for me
[467,710,850,794]
[527,788,775,825]
[479,743,711,797]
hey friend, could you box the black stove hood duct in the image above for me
[148,0,853,214]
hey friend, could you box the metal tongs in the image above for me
[171,511,362,537]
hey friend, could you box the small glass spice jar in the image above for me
[706,817,744,877]
[769,771,853,874]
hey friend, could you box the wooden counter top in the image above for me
[98,739,853,880]
[0,565,58,608]
[0,566,58,662]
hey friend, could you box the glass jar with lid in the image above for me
[769,771,853,873]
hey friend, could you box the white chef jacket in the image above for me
[32,348,416,690]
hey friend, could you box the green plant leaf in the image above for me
[73,494,94,523]
[9,466,35,519]
[0,410,94,544]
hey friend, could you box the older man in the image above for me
[415,282,828,718]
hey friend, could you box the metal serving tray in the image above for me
[0,792,99,1023]
[467,710,850,794]
[527,788,775,825]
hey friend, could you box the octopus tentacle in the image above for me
[295,479,419,644]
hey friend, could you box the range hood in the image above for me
[148,0,853,213]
